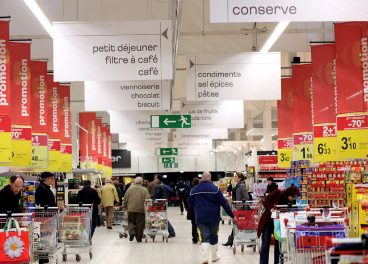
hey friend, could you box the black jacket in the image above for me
[266,182,278,194]
[77,187,101,217]
[183,186,195,220]
[0,185,21,214]
[115,186,122,206]
[35,182,56,207]
[152,181,168,199]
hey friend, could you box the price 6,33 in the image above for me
[341,137,356,150]
[318,143,331,155]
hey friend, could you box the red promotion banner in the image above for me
[30,61,48,133]
[101,125,108,161]
[311,44,337,124]
[335,22,368,114]
[0,21,10,116]
[9,43,31,125]
[79,112,97,158]
[47,75,60,139]
[293,64,313,133]
[59,85,71,144]
[278,78,293,138]
[96,118,103,168]
[259,156,277,165]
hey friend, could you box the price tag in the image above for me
[10,126,32,167]
[80,155,98,169]
[102,160,110,178]
[314,124,337,162]
[337,113,368,160]
[0,117,12,163]
[31,133,48,169]
[278,138,293,168]
[293,133,314,163]
[48,139,61,171]
[61,144,72,172]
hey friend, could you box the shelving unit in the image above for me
[257,155,288,181]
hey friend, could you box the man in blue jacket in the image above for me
[188,172,236,264]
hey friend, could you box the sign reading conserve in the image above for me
[210,0,368,23]
[53,21,172,81]
[186,53,280,101]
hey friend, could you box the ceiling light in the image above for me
[24,0,54,38]
[237,147,241,150]
[260,21,290,52]
[260,138,264,142]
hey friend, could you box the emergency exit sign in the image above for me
[161,157,175,163]
[164,163,178,168]
[150,115,191,128]
[156,148,178,156]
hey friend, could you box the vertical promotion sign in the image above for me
[101,125,109,178]
[311,44,338,162]
[30,61,48,168]
[59,85,72,172]
[292,65,314,163]
[9,43,32,167]
[277,78,293,167]
[96,118,103,171]
[108,130,112,178]
[79,112,98,169]
[0,21,11,164]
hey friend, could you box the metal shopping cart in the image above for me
[232,200,261,254]
[114,206,129,238]
[0,212,34,264]
[221,195,232,225]
[29,207,59,263]
[325,235,368,264]
[59,204,93,262]
[144,199,169,243]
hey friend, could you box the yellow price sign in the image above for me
[337,113,368,160]
[0,117,12,163]
[10,126,32,167]
[80,155,98,169]
[293,133,314,163]
[48,139,61,172]
[61,144,72,172]
[313,124,337,162]
[31,134,48,169]
[277,138,293,168]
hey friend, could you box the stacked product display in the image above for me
[23,181,38,211]
[286,160,311,205]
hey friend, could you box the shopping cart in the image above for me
[114,206,129,238]
[59,204,93,262]
[221,196,232,225]
[29,207,59,263]
[0,212,34,264]
[144,199,169,243]
[232,200,260,254]
[325,235,368,264]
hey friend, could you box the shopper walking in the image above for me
[0,175,24,214]
[223,172,249,247]
[101,178,119,229]
[123,177,151,242]
[183,177,200,244]
[152,174,176,238]
[188,171,235,264]
[95,185,102,226]
[35,172,56,207]
[77,180,101,238]
[266,177,278,194]
[258,186,300,264]
[114,181,123,206]
[143,180,149,188]
[147,175,157,195]
[177,177,186,215]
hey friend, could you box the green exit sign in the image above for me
[156,148,178,156]
[150,115,191,128]
[164,163,178,168]
[161,157,175,163]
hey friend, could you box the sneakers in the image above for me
[168,234,176,238]
[129,234,135,241]
[107,227,113,229]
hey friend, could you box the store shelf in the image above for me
[259,178,286,181]
[258,170,287,173]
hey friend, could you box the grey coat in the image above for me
[232,180,249,201]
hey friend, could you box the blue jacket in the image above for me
[188,181,234,224]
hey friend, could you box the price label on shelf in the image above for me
[337,113,368,160]
[293,133,314,163]
[31,133,48,169]
[313,124,337,162]
[278,138,293,168]
[10,126,32,167]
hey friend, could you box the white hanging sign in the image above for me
[176,128,228,141]
[119,132,169,143]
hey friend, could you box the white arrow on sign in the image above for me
[163,150,170,154]
[164,118,176,126]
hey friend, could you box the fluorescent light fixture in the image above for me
[24,0,54,38]
[163,175,167,179]
[198,174,202,178]
[260,21,290,52]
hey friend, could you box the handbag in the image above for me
[0,218,30,263]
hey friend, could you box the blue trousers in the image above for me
[198,222,219,245]
[168,220,175,236]
[260,219,280,264]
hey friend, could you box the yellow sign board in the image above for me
[0,116,12,164]
[313,124,337,163]
[31,133,48,169]
[277,138,293,168]
[61,144,72,172]
[10,126,32,167]
[293,133,314,163]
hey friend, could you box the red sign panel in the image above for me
[96,118,103,165]
[0,116,11,132]
[293,133,314,145]
[59,85,71,144]
[314,124,337,138]
[11,126,32,141]
[61,144,72,155]
[278,78,293,138]
[0,21,10,116]
[278,138,293,149]
[293,64,313,133]
[79,112,97,156]
[30,61,48,133]
[49,139,61,151]
[337,114,368,131]
[259,156,278,165]
[47,75,60,139]
[31,134,48,146]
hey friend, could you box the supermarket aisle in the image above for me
[58,207,272,264]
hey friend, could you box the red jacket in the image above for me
[257,189,290,238]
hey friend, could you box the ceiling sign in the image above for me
[210,0,368,23]
[186,52,280,101]
[53,21,172,81]
[176,128,228,141]
[150,115,191,129]
[119,132,169,143]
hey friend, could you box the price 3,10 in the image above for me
[341,137,356,150]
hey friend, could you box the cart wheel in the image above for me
[152,236,155,242]
[241,245,244,252]
[163,236,165,242]
[89,252,93,259]
[124,233,128,238]
[253,245,256,252]
[76,254,81,262]
[62,254,67,262]
[166,237,168,243]
[145,237,148,243]
[228,220,231,225]
[258,247,261,254]
[221,220,224,225]
[233,247,236,254]
[119,233,123,239]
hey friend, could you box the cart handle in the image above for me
[0,213,33,217]
[285,217,346,223]
[67,204,92,207]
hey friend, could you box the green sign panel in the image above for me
[150,115,191,128]
[164,163,178,168]
[156,148,178,156]
[161,157,175,163]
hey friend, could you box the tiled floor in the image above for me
[56,207,274,264]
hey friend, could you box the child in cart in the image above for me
[257,186,300,264]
